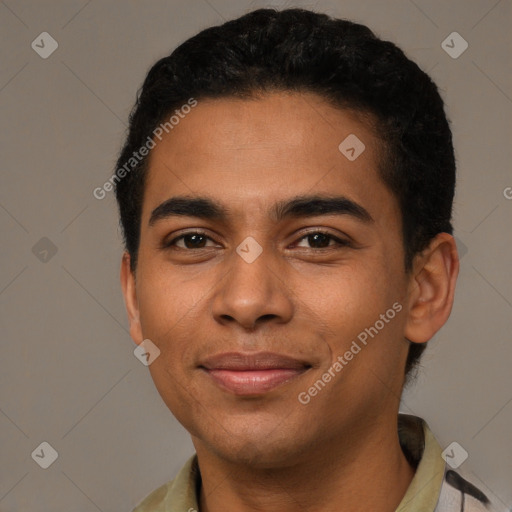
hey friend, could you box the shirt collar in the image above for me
[396,414,446,511]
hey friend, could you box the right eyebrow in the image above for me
[149,197,229,226]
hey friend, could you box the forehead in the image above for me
[142,92,398,228]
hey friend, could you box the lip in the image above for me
[200,352,311,395]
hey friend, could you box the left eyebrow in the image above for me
[148,194,374,226]
[271,195,374,223]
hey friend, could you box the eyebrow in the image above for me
[148,194,374,226]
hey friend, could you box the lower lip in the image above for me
[204,368,306,395]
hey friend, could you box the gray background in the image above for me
[0,0,511,510]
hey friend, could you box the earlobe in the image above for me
[404,233,459,344]
[120,252,144,345]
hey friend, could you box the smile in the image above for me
[200,352,311,395]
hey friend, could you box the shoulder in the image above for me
[131,480,170,512]
[437,469,506,512]
[131,454,199,511]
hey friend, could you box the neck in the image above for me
[195,416,415,512]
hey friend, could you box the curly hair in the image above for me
[114,8,456,378]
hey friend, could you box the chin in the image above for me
[195,416,312,469]
[216,440,304,469]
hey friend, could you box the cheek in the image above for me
[136,262,220,375]
[136,270,203,416]
[300,258,406,367]
[308,260,393,323]
[136,258,205,333]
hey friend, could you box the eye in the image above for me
[294,231,350,249]
[163,231,218,250]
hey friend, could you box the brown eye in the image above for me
[295,231,350,249]
[163,231,218,250]
[179,234,208,249]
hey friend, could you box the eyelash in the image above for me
[162,229,351,251]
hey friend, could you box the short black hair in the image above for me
[114,8,456,378]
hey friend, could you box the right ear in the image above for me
[120,252,143,345]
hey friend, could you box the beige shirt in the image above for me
[132,415,502,512]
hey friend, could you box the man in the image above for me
[114,8,503,512]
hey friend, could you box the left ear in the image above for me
[404,232,460,344]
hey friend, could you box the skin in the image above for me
[121,91,459,512]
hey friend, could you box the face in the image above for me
[123,92,415,468]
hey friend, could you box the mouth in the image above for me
[199,352,312,396]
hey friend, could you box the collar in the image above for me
[396,414,446,511]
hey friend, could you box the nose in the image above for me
[211,246,294,331]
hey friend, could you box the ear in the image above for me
[120,252,144,346]
[404,233,460,344]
